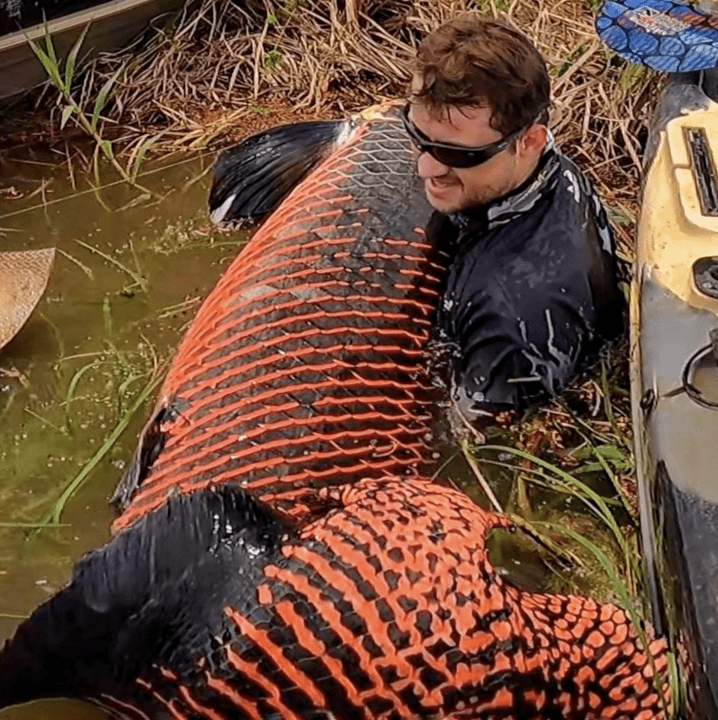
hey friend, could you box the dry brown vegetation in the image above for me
[9,0,659,257]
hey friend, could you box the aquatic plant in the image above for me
[27,27,154,188]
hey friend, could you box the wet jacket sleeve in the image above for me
[457,282,591,410]
[434,157,624,413]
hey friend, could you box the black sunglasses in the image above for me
[401,103,528,169]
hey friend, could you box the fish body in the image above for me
[112,105,448,532]
[0,478,669,720]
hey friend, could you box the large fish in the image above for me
[110,104,448,531]
[0,104,671,719]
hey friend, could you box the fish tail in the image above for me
[518,591,673,717]
[0,579,113,707]
[0,486,288,711]
[209,119,353,225]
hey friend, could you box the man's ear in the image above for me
[518,123,548,157]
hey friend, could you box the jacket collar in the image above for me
[448,132,560,233]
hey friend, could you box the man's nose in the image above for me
[416,151,451,179]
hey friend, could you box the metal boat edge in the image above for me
[0,0,184,101]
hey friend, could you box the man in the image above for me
[404,17,624,414]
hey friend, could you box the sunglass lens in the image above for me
[402,104,499,169]
[430,148,486,169]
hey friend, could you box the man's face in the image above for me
[408,83,526,213]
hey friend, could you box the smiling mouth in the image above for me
[427,178,459,194]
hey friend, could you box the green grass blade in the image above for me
[44,373,161,526]
[478,444,630,559]
[60,104,76,130]
[27,36,63,89]
[564,528,634,608]
[588,439,636,521]
[64,22,90,89]
[667,650,684,718]
[91,68,122,132]
[554,398,636,519]
[117,373,141,401]
[63,360,101,426]
[130,136,156,183]
[99,139,115,161]
[476,456,626,507]
[44,28,58,68]
[600,358,629,449]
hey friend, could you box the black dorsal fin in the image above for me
[209,119,350,225]
[0,486,291,709]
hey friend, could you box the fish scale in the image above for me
[113,114,447,533]
[96,479,669,720]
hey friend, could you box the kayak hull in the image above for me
[635,72,718,717]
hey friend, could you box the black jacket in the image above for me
[432,144,624,413]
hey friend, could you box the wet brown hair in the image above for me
[412,16,550,136]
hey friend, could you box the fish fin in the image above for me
[209,119,351,225]
[0,486,290,709]
[110,400,172,511]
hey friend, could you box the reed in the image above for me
[43,371,163,526]
[26,27,155,188]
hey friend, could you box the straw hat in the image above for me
[0,248,56,351]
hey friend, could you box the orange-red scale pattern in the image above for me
[130,479,670,720]
[114,116,447,532]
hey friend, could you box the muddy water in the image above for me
[0,151,249,718]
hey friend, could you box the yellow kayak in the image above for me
[634,71,718,716]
